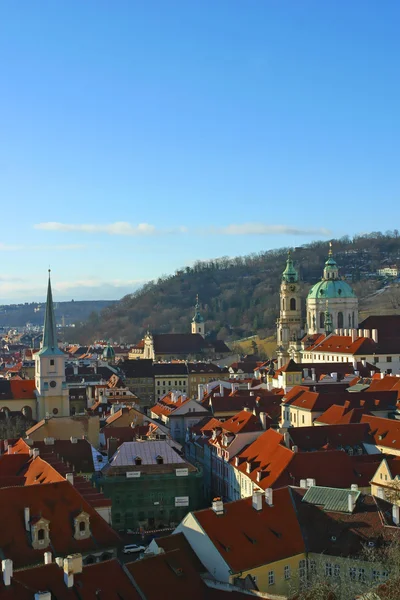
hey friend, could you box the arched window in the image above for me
[290,298,296,311]
[282,298,285,310]
[320,312,325,329]
[352,312,355,328]
[156,455,164,465]
[79,521,86,533]
[134,456,142,466]
[38,528,45,541]
[280,329,283,342]
[337,312,344,329]
[22,406,32,420]
[308,312,311,328]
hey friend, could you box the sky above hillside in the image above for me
[1,1,400,302]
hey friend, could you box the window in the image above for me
[302,415,305,424]
[156,455,164,465]
[349,567,356,581]
[290,298,296,311]
[320,312,325,329]
[387,357,392,363]
[334,565,340,578]
[325,563,333,577]
[299,559,306,579]
[372,570,380,582]
[38,528,45,541]
[50,359,55,366]
[358,568,366,583]
[135,457,142,466]
[284,565,291,580]
[268,570,275,585]
[337,312,344,328]
[308,559,316,573]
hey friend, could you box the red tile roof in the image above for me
[287,423,373,451]
[192,487,305,573]
[0,481,120,568]
[217,410,263,434]
[361,415,400,451]
[0,559,141,599]
[316,404,371,424]
[150,392,191,418]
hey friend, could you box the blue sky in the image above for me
[1,1,399,302]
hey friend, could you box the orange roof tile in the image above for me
[193,487,305,573]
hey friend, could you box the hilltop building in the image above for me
[129,296,230,361]
[277,245,359,367]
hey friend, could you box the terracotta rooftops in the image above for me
[216,410,264,435]
[191,487,305,573]
[361,415,400,450]
[287,423,373,451]
[315,403,372,425]
[0,481,120,568]
[0,379,36,401]
[0,559,141,599]
[283,385,398,412]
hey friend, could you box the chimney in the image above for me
[70,437,78,444]
[212,497,224,515]
[44,551,52,565]
[351,484,359,492]
[252,491,263,511]
[348,493,356,513]
[55,557,64,567]
[284,432,291,448]
[351,329,357,342]
[35,593,52,600]
[372,329,378,343]
[250,391,255,397]
[247,382,252,390]
[66,473,74,485]
[311,368,316,382]
[63,558,74,588]
[300,479,307,489]
[24,507,30,531]
[265,488,273,506]
[358,329,363,338]
[331,372,338,382]
[32,448,40,459]
[107,437,119,459]
[393,504,400,526]
[292,445,298,453]
[63,554,83,588]
[354,370,360,377]
[24,438,33,446]
[2,559,12,587]
[362,359,367,368]
[44,437,54,445]
[303,368,308,379]
[306,478,316,488]
[363,329,370,338]
[370,370,375,377]
[259,412,268,430]
[220,384,224,396]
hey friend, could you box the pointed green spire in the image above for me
[38,271,63,356]
[282,251,298,283]
[192,294,204,323]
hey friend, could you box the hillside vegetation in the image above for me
[74,231,400,345]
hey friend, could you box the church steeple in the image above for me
[191,295,205,337]
[38,271,63,356]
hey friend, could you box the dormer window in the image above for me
[74,511,90,540]
[30,517,50,550]
[156,455,164,465]
[135,456,142,466]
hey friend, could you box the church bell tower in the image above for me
[276,252,303,367]
[191,295,205,338]
[35,272,69,420]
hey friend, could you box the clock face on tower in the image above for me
[50,381,57,388]
[289,285,296,292]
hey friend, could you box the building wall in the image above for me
[97,468,203,531]
[0,398,37,419]
[238,553,306,596]
[154,375,189,399]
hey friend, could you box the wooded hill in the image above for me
[74,231,400,345]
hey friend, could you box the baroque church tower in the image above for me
[35,272,69,420]
[276,252,303,367]
[191,295,205,338]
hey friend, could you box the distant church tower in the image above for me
[35,272,69,420]
[276,252,303,368]
[191,295,205,338]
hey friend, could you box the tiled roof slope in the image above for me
[315,403,372,424]
[0,379,36,401]
[361,415,400,451]
[0,481,120,568]
[288,423,373,451]
[0,559,141,599]
[192,487,305,573]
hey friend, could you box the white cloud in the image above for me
[35,221,157,236]
[35,221,331,237]
[204,223,332,236]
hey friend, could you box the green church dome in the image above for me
[307,279,356,299]
[102,344,115,359]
